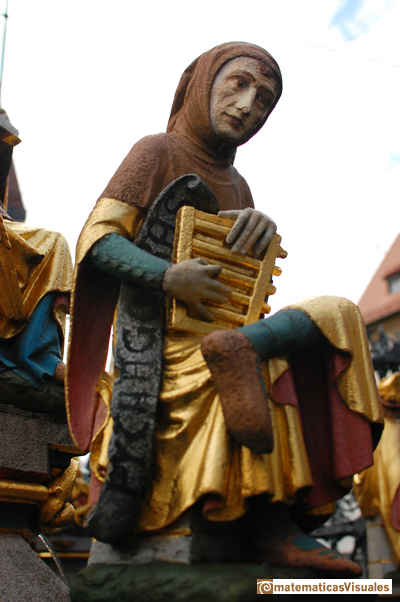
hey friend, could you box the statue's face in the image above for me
[210,57,278,144]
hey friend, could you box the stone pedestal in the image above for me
[0,534,70,602]
[0,402,75,480]
[365,515,397,578]
[0,402,79,601]
[87,509,243,567]
[70,562,380,602]
[71,505,380,602]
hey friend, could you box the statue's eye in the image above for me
[258,94,271,108]
[236,79,244,87]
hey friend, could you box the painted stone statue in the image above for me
[0,111,77,602]
[0,111,72,411]
[67,42,383,577]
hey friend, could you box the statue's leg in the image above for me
[0,292,64,387]
[238,308,324,359]
[247,499,362,576]
[202,312,363,576]
[200,309,324,454]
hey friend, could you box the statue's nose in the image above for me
[236,88,255,114]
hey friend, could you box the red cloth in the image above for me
[272,346,374,510]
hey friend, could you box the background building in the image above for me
[358,235,400,377]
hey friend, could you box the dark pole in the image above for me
[0,0,9,107]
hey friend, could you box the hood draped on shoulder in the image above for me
[168,41,282,167]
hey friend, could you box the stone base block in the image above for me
[70,562,379,602]
[0,534,70,602]
[0,403,77,481]
[382,570,400,596]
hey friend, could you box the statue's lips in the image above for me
[224,113,244,129]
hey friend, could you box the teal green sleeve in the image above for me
[90,233,170,289]
[239,308,324,360]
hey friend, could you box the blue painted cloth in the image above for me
[0,293,63,387]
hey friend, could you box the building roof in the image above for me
[358,234,400,325]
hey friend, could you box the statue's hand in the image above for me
[219,207,277,256]
[163,258,231,322]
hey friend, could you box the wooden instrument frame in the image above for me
[166,206,287,335]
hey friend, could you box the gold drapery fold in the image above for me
[379,372,400,404]
[288,296,382,423]
[354,372,400,564]
[137,296,383,532]
[138,333,313,531]
[354,417,400,563]
[75,197,145,266]
[89,371,115,482]
[0,221,72,339]
[66,197,145,452]
[76,210,382,534]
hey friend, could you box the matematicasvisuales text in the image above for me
[272,581,391,593]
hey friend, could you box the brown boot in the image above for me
[251,521,362,577]
[201,329,273,454]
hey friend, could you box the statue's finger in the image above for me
[225,211,249,244]
[203,290,230,305]
[207,279,231,297]
[194,301,214,322]
[218,210,239,218]
[204,264,222,277]
[237,220,270,255]
[231,212,261,252]
[253,223,277,255]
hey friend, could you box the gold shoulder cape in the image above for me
[0,220,72,340]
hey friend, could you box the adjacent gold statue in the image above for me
[67,42,383,575]
[0,110,77,542]
[0,110,72,406]
[354,372,400,576]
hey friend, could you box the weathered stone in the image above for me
[70,562,379,602]
[88,506,245,566]
[89,535,192,566]
[384,569,400,595]
[0,534,70,602]
[0,403,75,480]
[0,404,78,601]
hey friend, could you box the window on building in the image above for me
[387,272,400,294]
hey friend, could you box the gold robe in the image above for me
[354,373,400,564]
[66,42,383,533]
[0,220,73,341]
[68,197,383,532]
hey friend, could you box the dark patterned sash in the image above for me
[103,175,219,523]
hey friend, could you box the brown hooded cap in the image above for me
[102,41,282,206]
[167,41,282,157]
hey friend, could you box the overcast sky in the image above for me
[1,0,399,313]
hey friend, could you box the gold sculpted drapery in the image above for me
[67,42,383,535]
[0,220,72,340]
[74,197,383,531]
[137,296,382,531]
[354,372,400,564]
